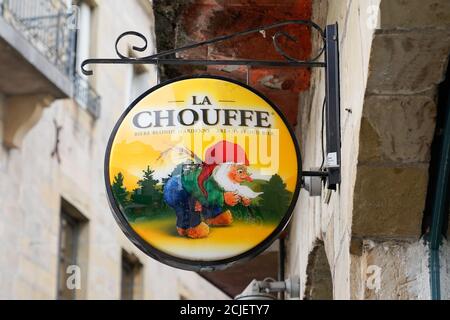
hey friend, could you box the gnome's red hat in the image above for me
[198,140,249,197]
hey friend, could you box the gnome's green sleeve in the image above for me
[181,168,224,207]
[203,178,224,207]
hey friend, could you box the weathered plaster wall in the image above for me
[0,0,228,300]
[441,241,450,300]
[287,0,378,299]
[350,240,430,299]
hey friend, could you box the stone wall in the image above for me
[286,0,450,300]
[0,0,228,300]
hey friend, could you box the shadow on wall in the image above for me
[304,240,333,300]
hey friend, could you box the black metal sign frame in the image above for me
[82,20,341,187]
[324,24,341,189]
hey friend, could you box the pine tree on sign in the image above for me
[132,166,163,209]
[260,174,291,222]
[112,172,129,208]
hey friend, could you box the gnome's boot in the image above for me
[205,210,233,226]
[177,227,187,236]
[186,222,210,238]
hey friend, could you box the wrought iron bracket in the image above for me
[81,20,326,74]
[81,20,341,190]
[302,171,329,177]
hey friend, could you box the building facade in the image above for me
[1,0,449,300]
[0,0,228,300]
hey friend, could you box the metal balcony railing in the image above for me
[74,72,101,118]
[0,0,101,119]
[1,0,75,76]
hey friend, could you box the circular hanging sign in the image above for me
[105,75,301,271]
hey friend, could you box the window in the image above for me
[57,200,88,300]
[124,41,157,106]
[126,58,155,105]
[70,0,101,118]
[128,66,151,103]
[121,250,143,300]
[57,211,79,299]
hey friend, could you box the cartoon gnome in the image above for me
[163,140,262,239]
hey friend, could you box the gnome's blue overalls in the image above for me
[163,169,224,229]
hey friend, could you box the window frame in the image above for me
[57,209,80,300]
[120,250,143,300]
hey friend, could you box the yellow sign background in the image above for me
[110,78,298,191]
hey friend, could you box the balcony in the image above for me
[74,72,101,119]
[0,0,100,146]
